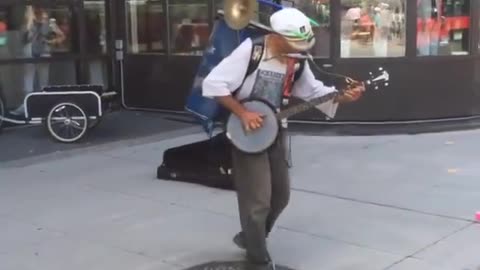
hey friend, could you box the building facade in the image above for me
[1,0,479,124]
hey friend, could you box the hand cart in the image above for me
[0,84,116,143]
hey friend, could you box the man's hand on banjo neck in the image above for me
[335,85,365,103]
[334,78,366,103]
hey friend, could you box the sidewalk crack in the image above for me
[381,222,474,270]
[291,187,474,223]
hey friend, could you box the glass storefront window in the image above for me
[417,0,470,56]
[214,0,223,12]
[126,0,166,54]
[168,0,209,55]
[340,0,406,58]
[0,3,74,60]
[292,0,330,57]
[84,0,107,54]
[0,61,77,117]
[215,0,331,57]
[88,60,108,88]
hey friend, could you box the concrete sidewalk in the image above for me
[1,127,479,270]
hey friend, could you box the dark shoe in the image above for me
[233,231,270,250]
[9,103,25,116]
[233,231,246,249]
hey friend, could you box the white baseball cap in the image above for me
[269,8,316,51]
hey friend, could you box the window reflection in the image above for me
[257,0,278,25]
[0,11,7,47]
[88,60,108,88]
[417,0,470,56]
[1,61,77,117]
[24,5,69,56]
[215,0,331,57]
[126,0,166,53]
[169,0,209,55]
[0,3,73,59]
[292,0,330,57]
[340,0,406,58]
[215,0,223,12]
[85,0,107,54]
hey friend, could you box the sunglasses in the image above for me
[284,29,314,42]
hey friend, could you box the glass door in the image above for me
[114,0,212,111]
[0,0,112,122]
[82,0,110,90]
[0,0,80,118]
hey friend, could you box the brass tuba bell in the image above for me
[223,0,258,30]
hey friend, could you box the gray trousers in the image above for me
[231,129,290,264]
[24,63,50,93]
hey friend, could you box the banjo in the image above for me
[225,67,390,154]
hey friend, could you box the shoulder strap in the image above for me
[282,59,306,99]
[232,35,265,96]
[245,35,266,78]
[293,59,305,82]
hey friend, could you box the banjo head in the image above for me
[226,99,279,154]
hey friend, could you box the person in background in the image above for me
[0,16,7,46]
[10,5,65,116]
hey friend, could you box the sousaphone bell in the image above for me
[223,0,258,30]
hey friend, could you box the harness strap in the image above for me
[282,58,297,98]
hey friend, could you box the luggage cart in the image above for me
[0,84,116,143]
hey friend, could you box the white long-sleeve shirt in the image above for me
[202,37,339,118]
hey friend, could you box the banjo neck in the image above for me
[273,66,389,120]
[275,91,339,120]
[226,66,389,154]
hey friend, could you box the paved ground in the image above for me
[1,121,479,270]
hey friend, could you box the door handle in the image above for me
[115,51,124,61]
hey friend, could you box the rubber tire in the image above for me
[46,102,89,143]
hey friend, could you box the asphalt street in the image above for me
[0,109,197,164]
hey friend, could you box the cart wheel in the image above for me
[47,102,88,143]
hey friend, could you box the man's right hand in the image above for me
[214,95,264,131]
[240,111,264,132]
